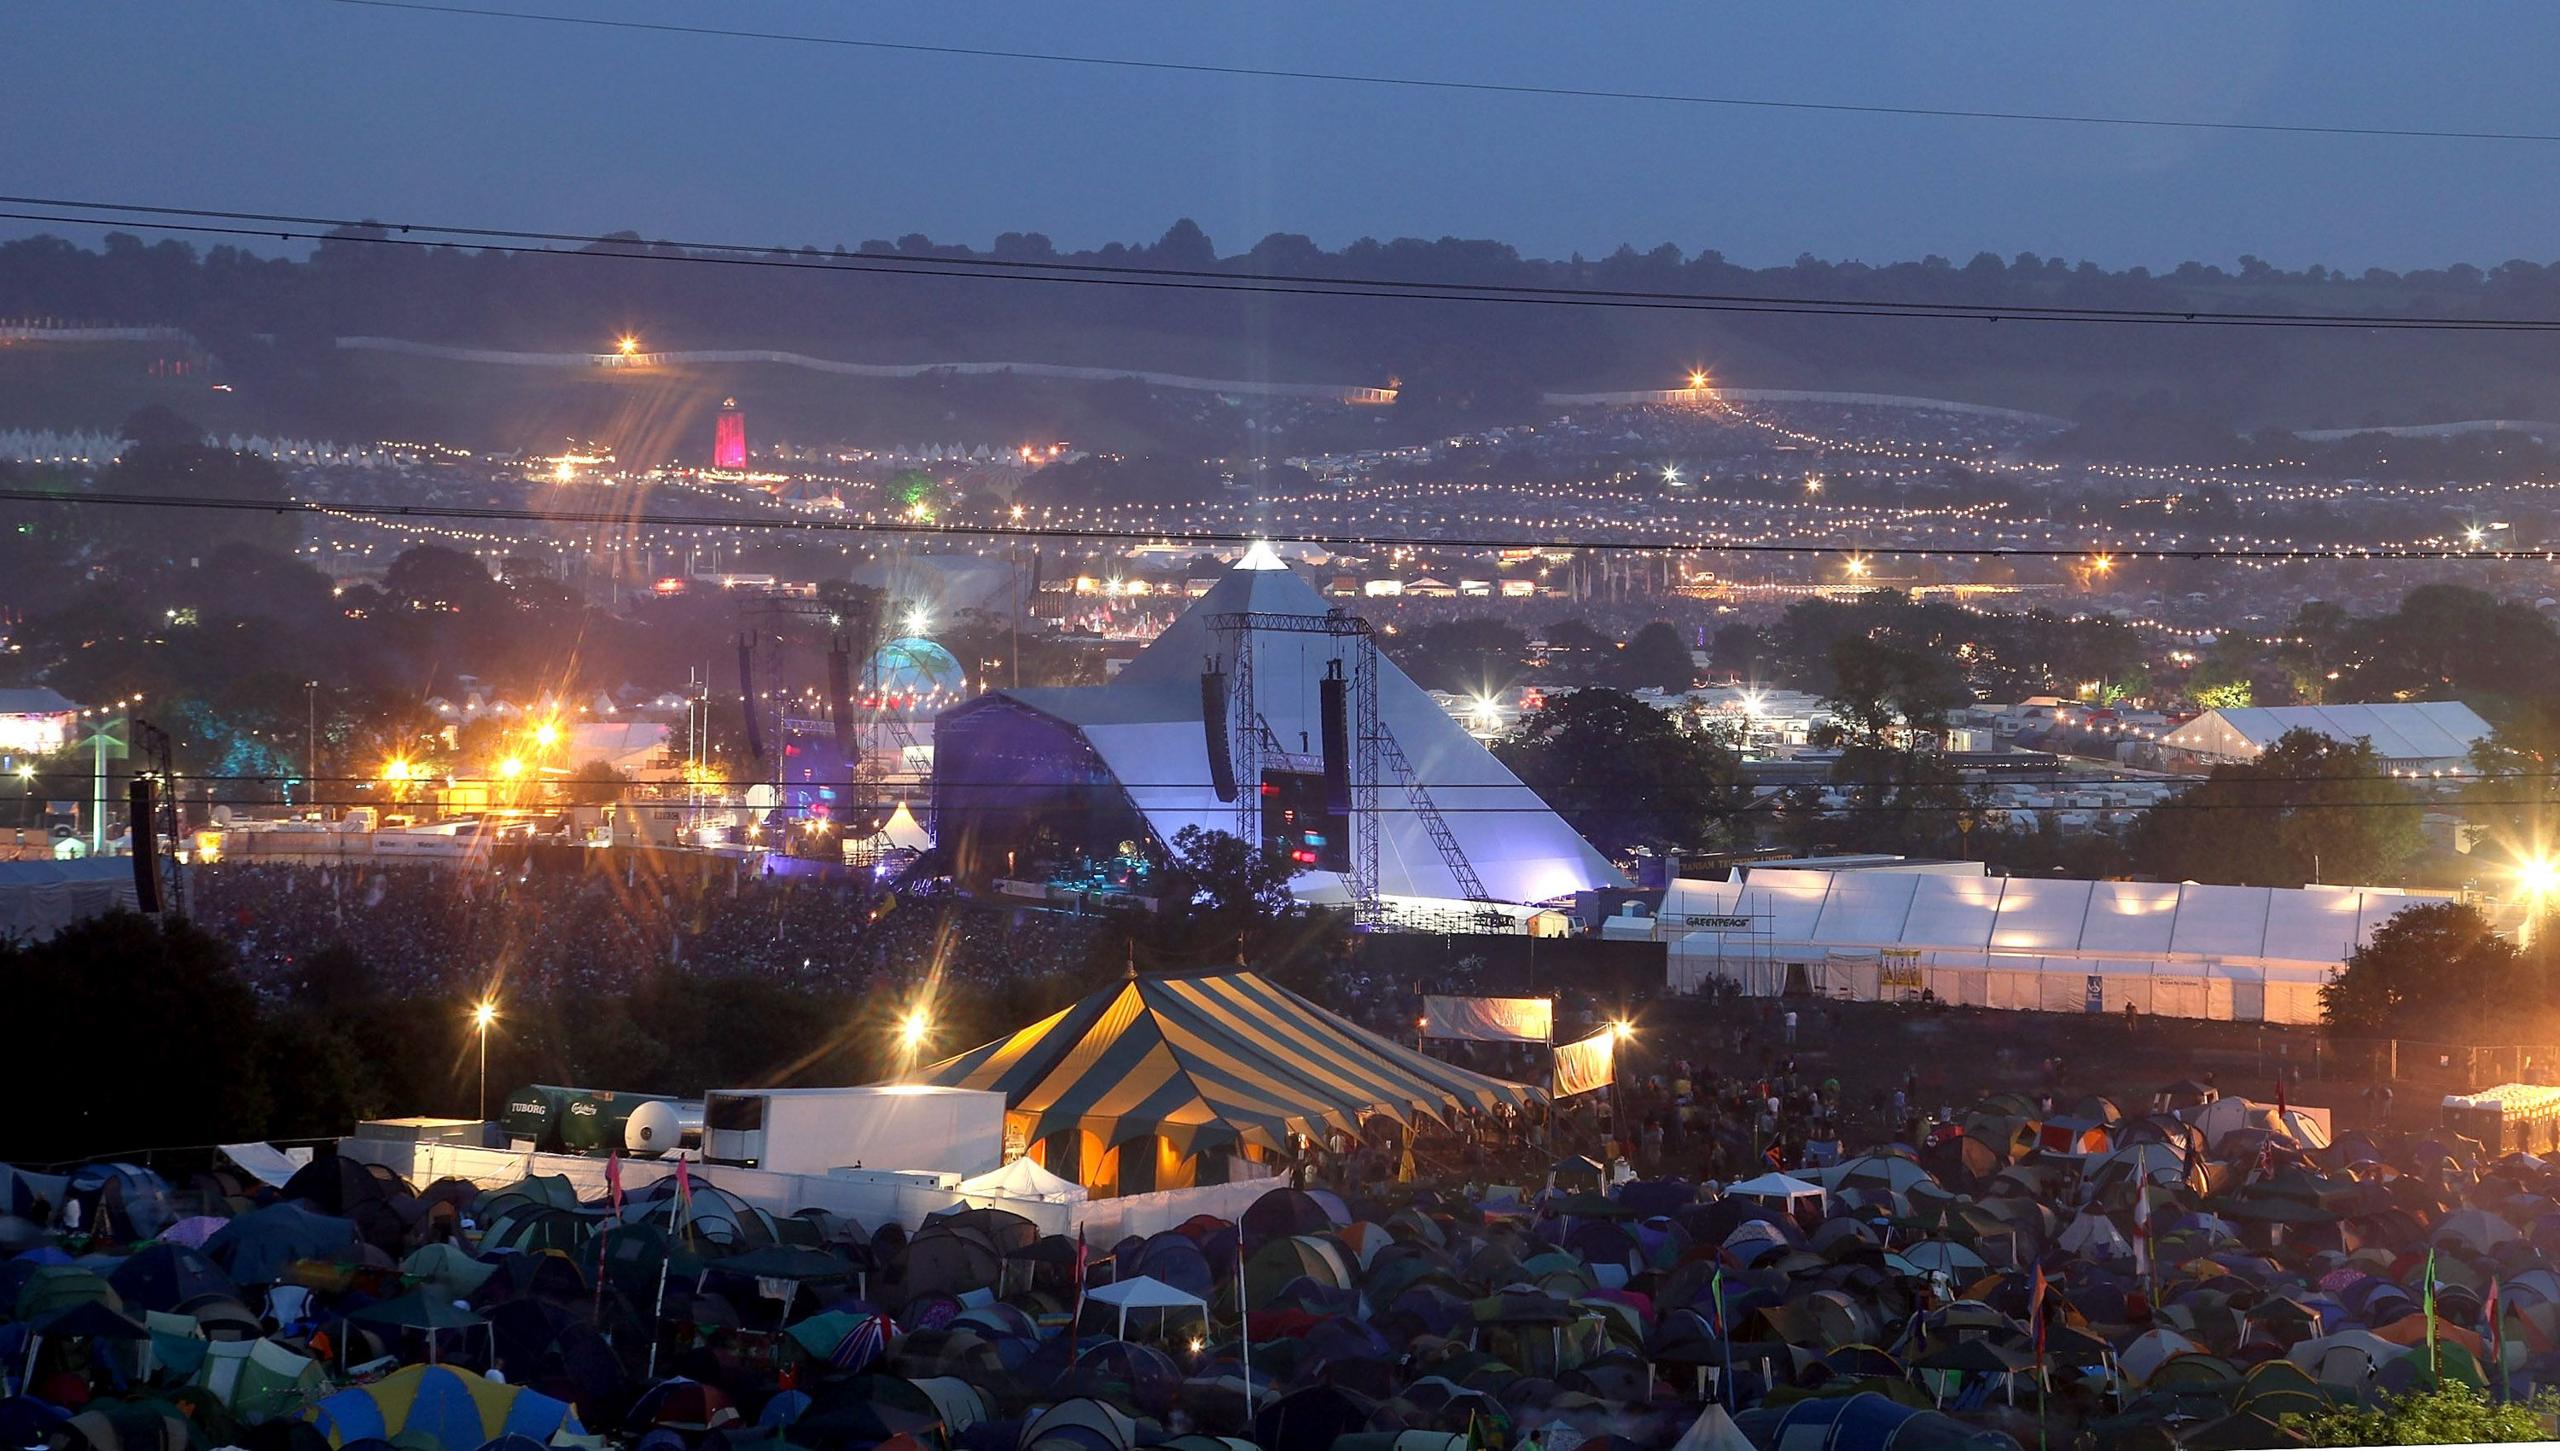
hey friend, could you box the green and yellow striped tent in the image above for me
[903,970,1543,1178]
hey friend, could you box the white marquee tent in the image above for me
[2157,702,2489,773]
[1659,868,2445,1025]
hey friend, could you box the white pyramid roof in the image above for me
[997,553,1621,904]
[878,800,932,851]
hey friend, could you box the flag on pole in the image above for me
[605,1152,624,1213]
[2131,1187,2152,1282]
[2028,1264,2049,1361]
[2423,1247,2439,1376]
[2487,1276,2505,1399]
[1712,1264,1734,1408]
[2274,1076,2288,1121]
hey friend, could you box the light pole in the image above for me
[304,680,319,810]
[472,1000,498,1120]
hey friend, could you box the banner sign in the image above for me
[1553,1028,1617,1098]
[1879,948,1925,990]
[1679,914,1757,931]
[1423,994,1553,1044]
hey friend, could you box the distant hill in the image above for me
[5,223,2558,444]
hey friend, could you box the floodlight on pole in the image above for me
[2516,853,2560,950]
[471,999,498,1121]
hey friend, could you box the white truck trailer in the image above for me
[701,1085,1006,1177]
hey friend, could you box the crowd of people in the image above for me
[190,858,1103,1005]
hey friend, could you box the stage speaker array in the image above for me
[1319,660,1351,815]
[1202,664,1236,802]
[128,777,161,913]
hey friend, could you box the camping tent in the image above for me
[902,969,1543,1194]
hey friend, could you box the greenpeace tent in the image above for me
[1086,1274,1210,1339]
[900,970,1543,1194]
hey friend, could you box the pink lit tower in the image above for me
[713,397,748,469]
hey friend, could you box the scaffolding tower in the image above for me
[1208,609,1489,926]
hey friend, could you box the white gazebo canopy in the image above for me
[1727,1172,1827,1207]
[956,1155,1088,1205]
[1085,1274,1209,1339]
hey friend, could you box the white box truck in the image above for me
[701,1085,1006,1177]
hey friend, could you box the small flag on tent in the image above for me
[674,1155,692,1204]
[605,1152,624,1213]
[2274,1077,2288,1121]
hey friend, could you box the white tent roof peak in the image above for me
[1238,539,1289,570]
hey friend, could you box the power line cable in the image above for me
[71,767,2554,805]
[129,792,2540,815]
[321,0,2560,148]
[11,200,2560,333]
[6,488,2555,561]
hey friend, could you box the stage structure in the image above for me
[933,545,1621,917]
[733,587,881,848]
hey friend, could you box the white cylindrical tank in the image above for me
[624,1098,706,1155]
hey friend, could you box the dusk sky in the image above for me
[10,1,2560,271]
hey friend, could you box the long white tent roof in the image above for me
[987,548,1622,904]
[2159,702,2489,766]
[1662,868,2444,970]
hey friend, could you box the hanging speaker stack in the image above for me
[128,777,161,913]
[1202,663,1236,803]
[1319,660,1351,815]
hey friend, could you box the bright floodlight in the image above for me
[14,764,34,781]
[472,1001,498,1031]
[2090,554,2116,573]
[2518,854,2560,899]
[1686,370,1709,390]
[498,756,525,779]
[904,604,932,635]
[532,721,561,748]
[900,1010,930,1050]
[1611,1020,1633,1041]
[616,335,640,356]
[1660,465,1682,485]
[2467,525,2488,545]
[1805,475,1824,494]
[1844,555,1871,578]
